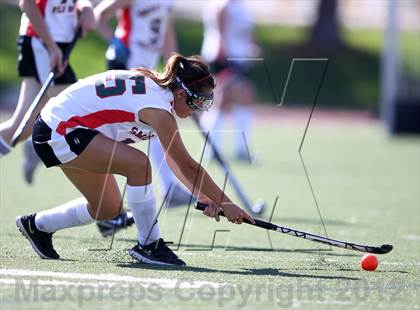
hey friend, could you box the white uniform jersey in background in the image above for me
[19,0,78,43]
[115,0,174,69]
[41,70,174,144]
[201,0,254,62]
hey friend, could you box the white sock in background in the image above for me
[232,106,252,156]
[34,198,94,233]
[149,138,178,194]
[127,184,160,245]
[0,136,11,156]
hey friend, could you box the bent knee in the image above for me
[88,202,122,221]
[125,153,152,185]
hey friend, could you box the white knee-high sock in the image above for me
[127,184,160,245]
[233,106,252,155]
[34,198,94,233]
[149,138,178,193]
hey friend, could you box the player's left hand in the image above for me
[199,198,221,222]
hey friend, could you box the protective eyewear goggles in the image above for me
[174,76,214,111]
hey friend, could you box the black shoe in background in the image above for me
[96,210,135,237]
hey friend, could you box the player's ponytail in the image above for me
[135,53,215,93]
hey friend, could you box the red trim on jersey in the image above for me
[56,110,136,135]
[26,0,48,37]
[116,7,131,47]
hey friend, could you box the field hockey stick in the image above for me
[195,202,393,254]
[191,113,266,215]
[11,28,82,147]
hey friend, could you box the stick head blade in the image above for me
[378,244,393,254]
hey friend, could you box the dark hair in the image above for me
[134,53,215,93]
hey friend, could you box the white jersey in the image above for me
[201,0,254,62]
[115,0,174,69]
[19,0,78,43]
[41,70,174,144]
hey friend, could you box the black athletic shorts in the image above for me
[32,116,99,168]
[17,35,77,85]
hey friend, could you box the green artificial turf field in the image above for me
[0,111,419,309]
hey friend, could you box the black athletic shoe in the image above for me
[129,238,186,266]
[96,210,135,237]
[16,213,59,259]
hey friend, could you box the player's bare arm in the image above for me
[94,0,131,41]
[77,0,95,37]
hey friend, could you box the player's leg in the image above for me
[199,70,234,159]
[0,78,42,155]
[17,132,184,264]
[62,134,185,265]
[22,84,70,184]
[97,145,193,237]
[94,50,138,235]
[106,45,190,208]
[17,132,151,257]
[94,49,138,234]
[230,78,255,160]
[1,34,45,154]
[16,169,121,259]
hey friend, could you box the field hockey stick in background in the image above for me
[11,28,82,147]
[195,202,393,254]
[191,113,266,215]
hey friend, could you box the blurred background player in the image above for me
[94,0,192,236]
[200,0,260,161]
[0,0,94,183]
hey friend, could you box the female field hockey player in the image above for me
[0,0,95,183]
[16,54,254,266]
[94,0,191,237]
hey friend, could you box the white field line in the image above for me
[0,269,226,289]
[0,278,118,288]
